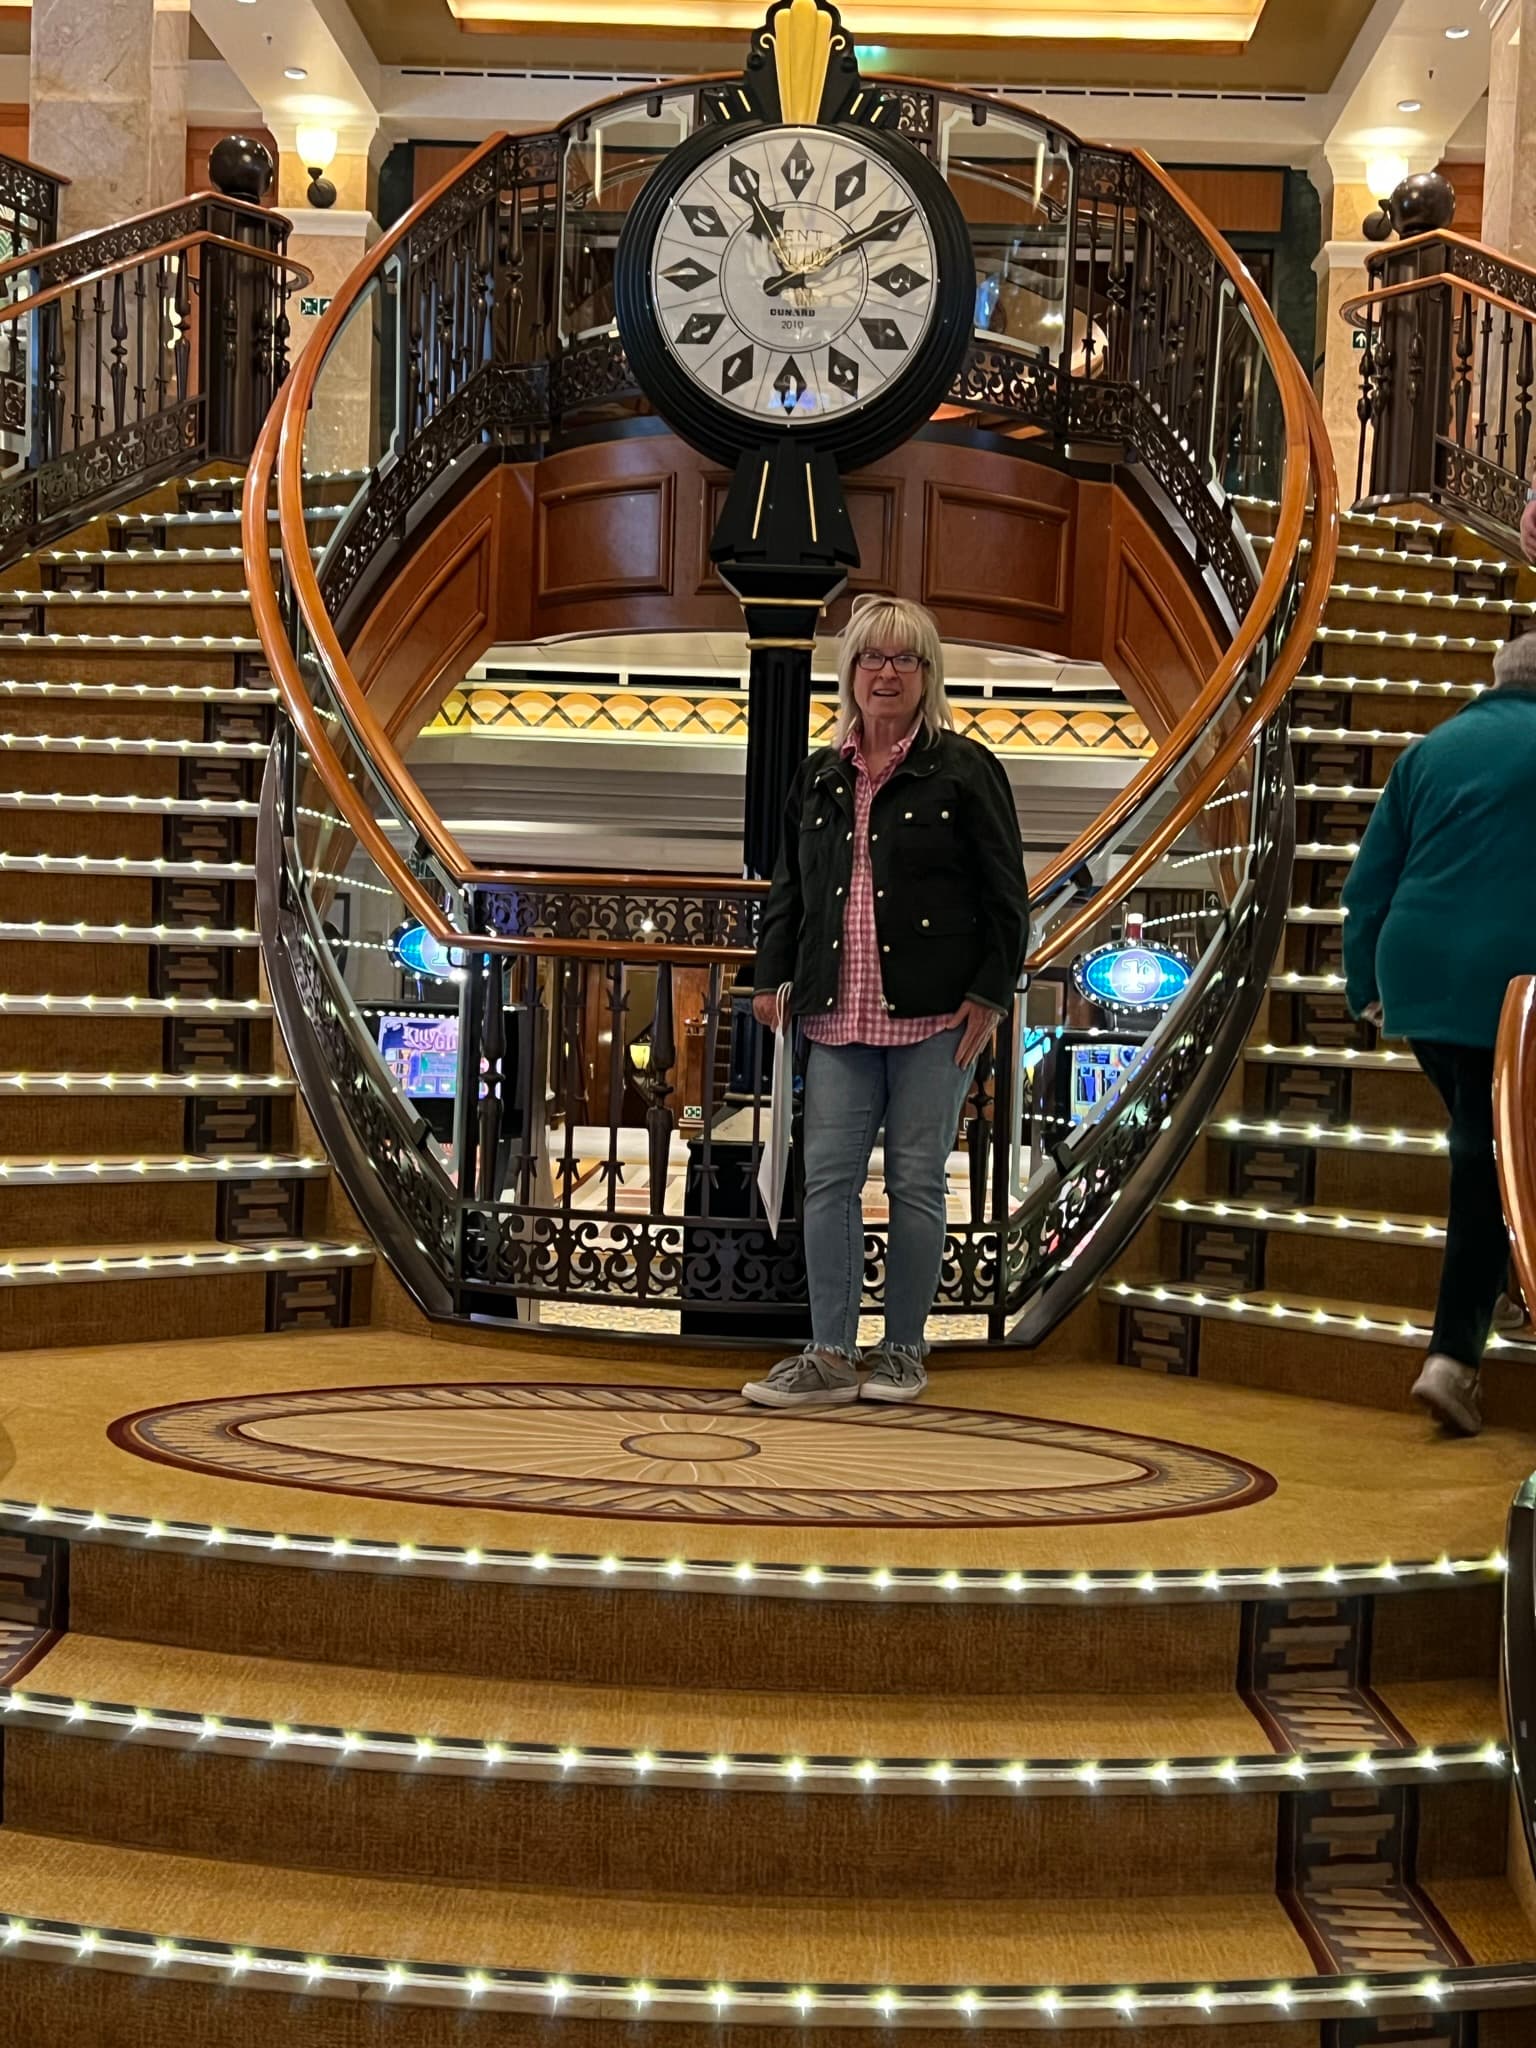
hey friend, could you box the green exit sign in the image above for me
[300,294,333,318]
[1352,327,1368,351]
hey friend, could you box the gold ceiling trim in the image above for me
[447,1,1266,44]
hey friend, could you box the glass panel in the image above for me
[935,102,1072,355]
[560,87,698,342]
[298,268,399,486]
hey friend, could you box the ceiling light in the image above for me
[1445,25,1470,38]
[1398,98,1423,112]
[284,66,308,79]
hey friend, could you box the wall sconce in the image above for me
[1361,153,1410,240]
[296,125,339,210]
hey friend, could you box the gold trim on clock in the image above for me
[764,0,840,125]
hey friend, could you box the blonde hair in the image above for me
[834,594,953,746]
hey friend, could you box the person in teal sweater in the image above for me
[1342,632,1536,1436]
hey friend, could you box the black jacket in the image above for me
[753,727,1031,1021]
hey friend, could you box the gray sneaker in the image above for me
[860,1344,928,1403]
[741,1348,862,1409]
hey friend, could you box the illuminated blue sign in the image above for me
[1073,941,1191,1013]
[389,919,463,983]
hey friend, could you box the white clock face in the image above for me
[650,125,940,427]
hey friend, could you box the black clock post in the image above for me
[712,440,858,880]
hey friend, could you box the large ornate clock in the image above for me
[616,114,973,472]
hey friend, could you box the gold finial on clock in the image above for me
[762,0,846,125]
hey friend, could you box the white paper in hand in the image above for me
[756,982,794,1237]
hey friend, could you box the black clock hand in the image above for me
[762,207,916,296]
[742,186,789,266]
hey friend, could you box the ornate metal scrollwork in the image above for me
[553,331,637,414]
[475,882,763,952]
[951,343,1060,424]
[1438,438,1527,536]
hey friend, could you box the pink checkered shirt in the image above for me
[803,725,953,1049]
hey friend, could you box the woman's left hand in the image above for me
[947,999,1003,1068]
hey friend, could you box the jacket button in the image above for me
[826,998,834,1008]
[836,885,844,896]
[884,1000,894,1011]
[922,918,930,928]
[904,810,913,820]
[876,889,884,899]
[882,944,890,953]
[941,809,950,820]
[832,939,840,950]
[871,831,878,842]
[846,831,852,842]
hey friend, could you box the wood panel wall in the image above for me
[1166,166,1285,235]
[0,111,284,205]
[344,430,1225,755]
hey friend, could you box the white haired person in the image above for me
[743,594,1030,1408]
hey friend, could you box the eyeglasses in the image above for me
[854,650,925,675]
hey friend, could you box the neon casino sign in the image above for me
[388,919,465,982]
[1072,939,1192,1013]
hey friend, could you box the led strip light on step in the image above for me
[1165,1198,1444,1244]
[1,1912,1532,2027]
[1112,1281,1535,1353]
[0,1688,1506,1797]
[1245,1042,1412,1068]
[0,632,259,650]
[0,681,277,703]
[0,1243,369,1284]
[1,587,252,605]
[0,920,257,946]
[0,853,254,880]
[1217,1114,1445,1151]
[0,1155,326,1184]
[1291,725,1417,744]
[0,733,267,757]
[0,1498,1507,1604]
[0,792,256,815]
[1314,626,1499,651]
[0,994,271,1017]
[0,1072,291,1094]
[1295,673,1483,697]
[1326,583,1533,615]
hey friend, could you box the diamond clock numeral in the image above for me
[721,344,755,394]
[865,208,911,242]
[833,162,867,209]
[827,347,859,399]
[675,312,725,347]
[860,316,907,351]
[679,203,727,238]
[781,140,815,196]
[727,158,762,201]
[660,256,716,294]
[874,262,928,298]
[772,357,811,412]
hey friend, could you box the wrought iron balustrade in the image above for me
[249,80,1335,1334]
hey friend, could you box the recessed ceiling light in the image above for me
[1445,25,1470,38]
[1398,98,1423,112]
[284,66,308,79]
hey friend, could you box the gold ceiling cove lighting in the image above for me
[446,0,1267,43]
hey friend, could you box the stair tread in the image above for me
[2,587,252,603]
[0,1238,370,1280]
[1290,724,1418,745]
[0,733,266,755]
[1214,1111,1444,1150]
[0,1825,1317,1984]
[0,853,255,879]
[16,1635,1500,1764]
[0,994,271,1017]
[0,791,256,814]
[0,920,257,945]
[0,1152,327,1181]
[0,681,276,703]
[1245,1043,1420,1070]
[1163,1196,1445,1242]
[1327,583,1533,615]
[1109,1278,1536,1354]
[0,1071,291,1093]
[1295,671,1484,698]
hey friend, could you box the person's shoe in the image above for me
[860,1344,929,1403]
[1411,1353,1483,1437]
[1494,1292,1531,1335]
[741,1348,862,1409]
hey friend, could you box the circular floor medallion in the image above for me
[111,1383,1276,1527]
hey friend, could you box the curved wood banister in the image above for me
[254,120,1330,961]
[1339,270,1536,334]
[0,187,285,289]
[1497,976,1536,1322]
[270,131,513,888]
[1025,146,1322,921]
[0,232,311,326]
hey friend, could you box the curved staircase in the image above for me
[3,79,1536,2048]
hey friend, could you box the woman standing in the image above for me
[742,595,1030,1409]
[1342,630,1536,1436]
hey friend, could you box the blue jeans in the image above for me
[802,1028,976,1356]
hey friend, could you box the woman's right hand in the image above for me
[753,990,784,1032]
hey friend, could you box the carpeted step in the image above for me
[1257,530,1519,598]
[1160,1195,1448,1313]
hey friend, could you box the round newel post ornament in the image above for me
[614,0,975,878]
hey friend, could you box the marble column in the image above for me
[30,0,189,235]
[1312,171,1378,496]
[275,138,384,474]
[1483,0,1536,265]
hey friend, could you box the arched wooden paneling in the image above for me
[344,427,1225,749]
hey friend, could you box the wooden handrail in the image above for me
[251,108,1332,967]
[0,187,283,288]
[1339,269,1536,335]
[1025,147,1323,918]
[0,231,311,327]
[1497,975,1536,1322]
